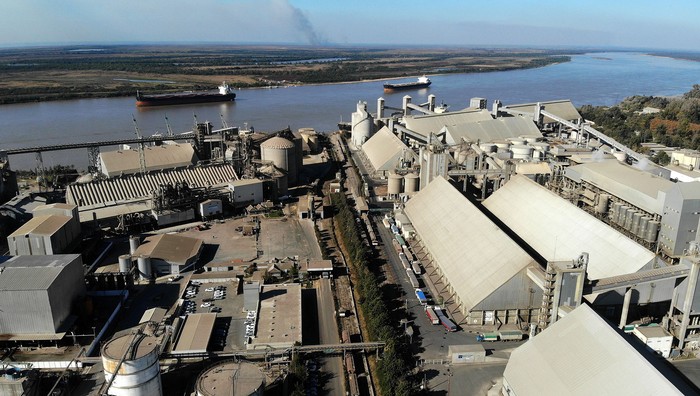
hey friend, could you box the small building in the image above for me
[230,179,264,207]
[0,254,86,339]
[303,260,333,278]
[173,313,216,355]
[448,345,486,364]
[199,199,223,218]
[633,325,673,358]
[134,233,203,275]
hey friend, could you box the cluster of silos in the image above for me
[121,236,153,282]
[351,101,374,147]
[480,137,549,161]
[102,332,162,396]
[609,202,660,243]
[387,172,420,197]
[195,361,265,396]
[260,136,298,186]
[298,128,319,153]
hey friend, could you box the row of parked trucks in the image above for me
[424,304,457,332]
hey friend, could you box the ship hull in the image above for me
[136,92,236,107]
[383,82,431,92]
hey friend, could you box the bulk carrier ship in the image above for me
[383,76,431,92]
[136,82,236,107]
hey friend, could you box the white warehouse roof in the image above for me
[444,116,542,145]
[503,99,582,123]
[100,143,197,177]
[403,108,493,137]
[361,126,410,172]
[404,176,536,312]
[483,175,654,280]
[503,304,688,395]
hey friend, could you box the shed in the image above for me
[448,345,486,364]
[633,325,673,358]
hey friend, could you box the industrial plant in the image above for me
[2,88,700,395]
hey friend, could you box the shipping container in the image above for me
[499,330,524,341]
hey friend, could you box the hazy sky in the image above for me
[2,0,699,50]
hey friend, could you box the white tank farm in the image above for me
[102,332,162,396]
[196,361,265,396]
[351,101,373,147]
[404,173,419,194]
[387,172,403,196]
[261,137,297,185]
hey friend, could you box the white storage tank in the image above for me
[195,361,264,396]
[351,101,373,147]
[617,206,629,226]
[261,136,297,185]
[137,255,152,281]
[624,209,636,231]
[129,236,141,255]
[102,332,162,396]
[404,173,419,194]
[387,173,403,196]
[638,216,651,238]
[610,202,621,224]
[595,194,609,214]
[646,221,660,243]
[631,212,643,236]
[119,254,132,273]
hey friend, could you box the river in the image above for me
[1,52,700,170]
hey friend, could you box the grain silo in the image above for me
[387,172,403,197]
[196,361,265,396]
[351,101,373,147]
[404,173,419,194]
[261,137,297,185]
[102,332,162,396]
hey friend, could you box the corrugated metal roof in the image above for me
[403,109,493,137]
[504,305,685,395]
[100,143,197,177]
[361,126,409,172]
[174,313,215,353]
[484,175,654,280]
[504,99,582,123]
[564,160,673,215]
[0,255,80,291]
[445,116,542,144]
[8,215,71,237]
[135,233,203,265]
[404,176,536,312]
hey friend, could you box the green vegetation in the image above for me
[331,192,414,396]
[578,84,700,161]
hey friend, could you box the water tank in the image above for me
[511,146,533,160]
[351,101,373,147]
[195,361,265,396]
[645,221,660,243]
[261,137,297,185]
[404,173,419,194]
[119,254,132,273]
[631,212,643,236]
[624,209,636,231]
[638,216,651,238]
[102,332,162,396]
[610,202,621,224]
[387,173,403,196]
[617,206,629,225]
[595,194,609,214]
[137,255,152,281]
[129,236,141,255]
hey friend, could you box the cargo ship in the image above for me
[383,75,431,92]
[136,82,236,107]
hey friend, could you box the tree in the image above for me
[654,151,671,166]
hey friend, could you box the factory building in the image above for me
[7,209,80,255]
[229,178,264,206]
[402,108,493,139]
[99,143,198,178]
[405,176,542,325]
[502,304,692,396]
[248,283,302,349]
[359,126,412,178]
[133,233,203,275]
[441,116,542,146]
[0,254,85,338]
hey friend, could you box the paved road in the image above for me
[317,278,345,396]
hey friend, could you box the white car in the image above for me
[205,287,215,292]
[201,302,211,308]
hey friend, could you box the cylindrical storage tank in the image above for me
[102,333,162,396]
[645,221,660,243]
[119,254,132,273]
[511,146,534,160]
[137,255,152,281]
[613,151,628,162]
[404,173,419,194]
[261,137,297,186]
[478,143,496,153]
[595,194,609,214]
[624,209,636,231]
[508,137,526,146]
[610,202,621,224]
[351,101,373,147]
[387,173,403,196]
[196,361,264,396]
[638,216,651,238]
[631,212,643,236]
[129,236,140,255]
[617,206,629,225]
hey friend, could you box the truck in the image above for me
[392,239,402,253]
[476,332,499,342]
[399,253,411,270]
[382,218,391,229]
[390,224,400,235]
[476,330,524,342]
[425,306,440,325]
[411,261,422,275]
[434,307,457,332]
[406,269,420,288]
[395,234,406,248]
[415,288,428,304]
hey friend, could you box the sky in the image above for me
[1,0,699,51]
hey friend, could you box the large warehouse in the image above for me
[7,213,80,256]
[405,176,542,326]
[99,143,198,178]
[502,304,693,395]
[0,254,86,339]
